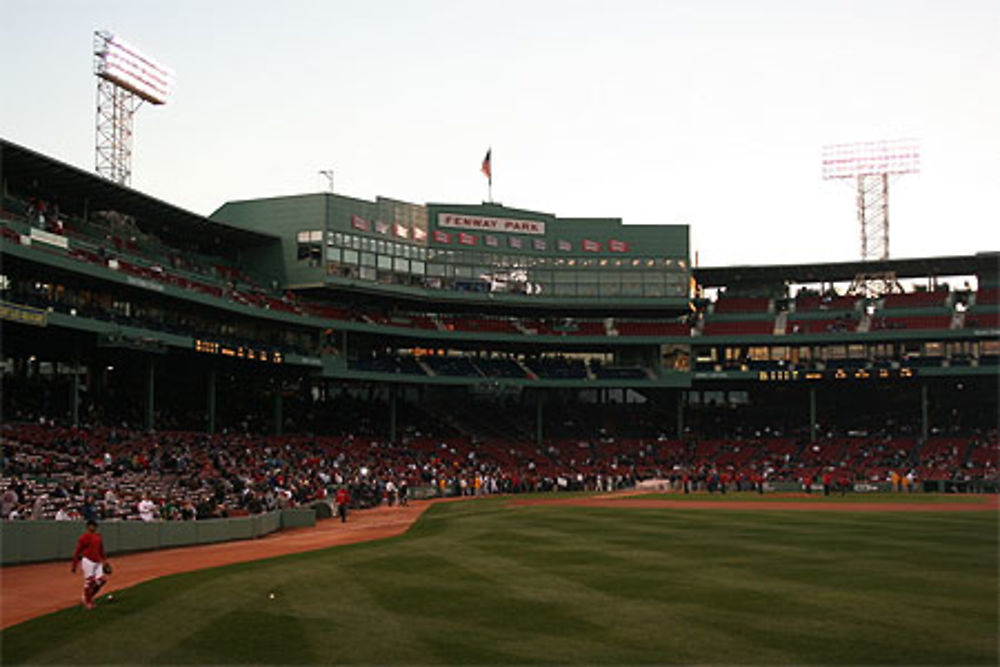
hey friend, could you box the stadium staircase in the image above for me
[909,437,927,466]
[417,359,436,377]
[773,311,788,335]
[514,320,535,335]
[515,358,538,380]
[857,312,872,332]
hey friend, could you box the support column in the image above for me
[206,370,216,435]
[920,383,928,442]
[809,386,817,443]
[536,392,544,447]
[145,360,155,432]
[69,362,80,428]
[389,389,398,443]
[273,383,283,436]
[676,391,684,440]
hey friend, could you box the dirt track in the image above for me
[0,503,428,630]
[2,493,997,629]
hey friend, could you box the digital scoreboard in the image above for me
[757,367,915,382]
[195,340,283,364]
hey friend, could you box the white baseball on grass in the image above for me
[269,593,275,599]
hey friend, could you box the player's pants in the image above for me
[81,557,106,606]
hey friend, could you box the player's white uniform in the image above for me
[81,557,105,580]
[138,499,157,522]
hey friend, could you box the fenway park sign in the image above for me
[437,213,545,236]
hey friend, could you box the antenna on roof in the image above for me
[318,169,335,194]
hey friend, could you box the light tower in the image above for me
[93,31,173,186]
[822,138,920,295]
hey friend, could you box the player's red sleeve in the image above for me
[98,536,107,562]
[72,534,86,563]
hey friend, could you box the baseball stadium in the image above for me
[2,5,999,663]
[0,135,997,664]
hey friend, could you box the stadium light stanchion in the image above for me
[821,138,920,296]
[93,31,173,186]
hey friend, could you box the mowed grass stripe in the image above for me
[630,492,990,503]
[1,501,995,665]
[466,507,997,663]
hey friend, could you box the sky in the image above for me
[2,0,998,267]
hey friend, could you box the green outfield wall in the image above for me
[0,509,315,566]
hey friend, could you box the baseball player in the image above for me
[335,486,350,523]
[71,520,110,609]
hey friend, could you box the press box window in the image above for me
[297,230,323,265]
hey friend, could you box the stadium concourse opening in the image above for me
[0,138,998,526]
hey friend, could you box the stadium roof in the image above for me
[693,253,1000,287]
[0,139,277,247]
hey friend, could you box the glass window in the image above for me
[411,260,425,275]
[427,263,445,277]
[377,240,386,254]
[644,283,665,297]
[924,342,944,357]
[393,257,409,273]
[359,266,376,281]
[554,270,575,283]
[621,278,642,296]
[377,255,392,270]
[325,247,341,262]
[342,249,359,265]
[361,252,375,267]
[599,281,621,297]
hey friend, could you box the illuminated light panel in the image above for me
[94,31,173,105]
[821,138,920,180]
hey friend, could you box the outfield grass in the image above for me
[2,499,997,665]
[628,491,991,503]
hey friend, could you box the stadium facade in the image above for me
[1,138,997,478]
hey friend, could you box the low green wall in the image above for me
[0,509,315,566]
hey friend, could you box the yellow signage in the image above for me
[0,301,47,327]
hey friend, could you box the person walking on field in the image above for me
[335,486,350,523]
[71,520,110,609]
